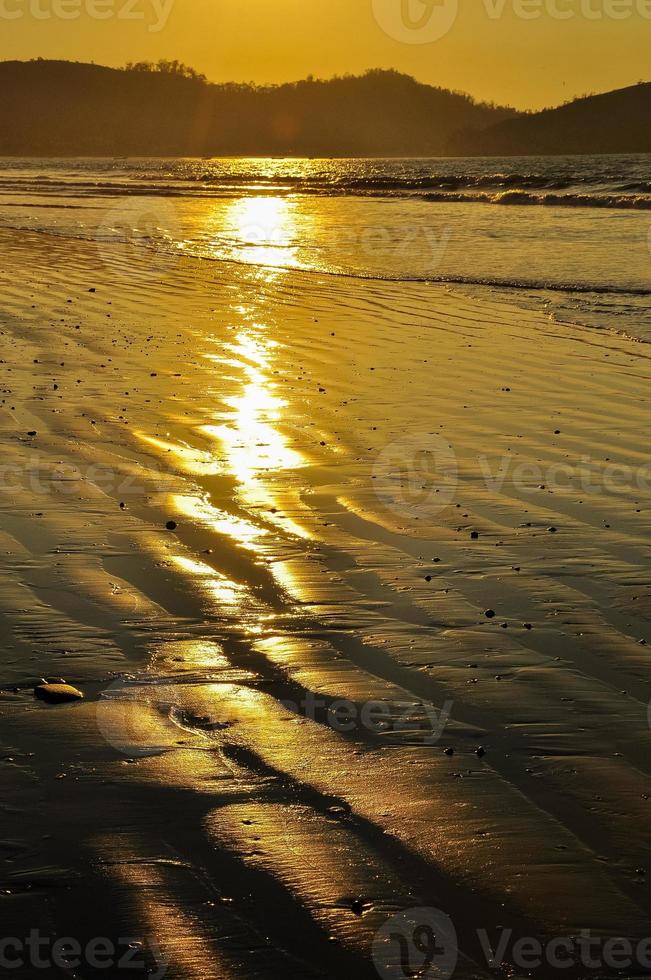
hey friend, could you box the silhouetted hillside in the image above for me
[466,83,651,155]
[0,60,647,156]
[0,60,513,156]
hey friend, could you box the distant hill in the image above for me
[0,60,513,156]
[0,60,647,157]
[466,82,651,155]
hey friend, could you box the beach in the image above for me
[2,162,651,978]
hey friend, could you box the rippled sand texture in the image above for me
[2,227,651,978]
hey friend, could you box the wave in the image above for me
[423,190,651,209]
[1,171,651,210]
[1,215,649,301]
[173,243,651,297]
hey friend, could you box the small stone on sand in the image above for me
[34,683,83,704]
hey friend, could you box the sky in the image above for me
[1,0,649,109]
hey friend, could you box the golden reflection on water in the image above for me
[172,492,269,551]
[172,554,247,608]
[138,195,314,623]
[203,331,303,483]
[201,195,310,538]
[135,432,223,477]
[213,196,300,268]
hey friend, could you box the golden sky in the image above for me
[1,0,649,109]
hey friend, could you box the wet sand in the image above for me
[2,226,651,978]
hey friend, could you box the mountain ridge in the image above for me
[0,60,648,156]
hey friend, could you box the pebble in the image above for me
[34,683,83,704]
[470,531,480,540]
[485,609,496,619]
[165,521,177,531]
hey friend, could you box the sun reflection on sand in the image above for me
[202,333,303,483]
[172,492,269,550]
[200,304,310,541]
[172,554,247,608]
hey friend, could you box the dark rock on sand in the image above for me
[166,520,178,531]
[34,683,83,704]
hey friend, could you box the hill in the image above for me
[0,60,513,156]
[467,82,651,155]
[0,60,647,156]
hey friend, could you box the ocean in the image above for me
[1,153,650,340]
